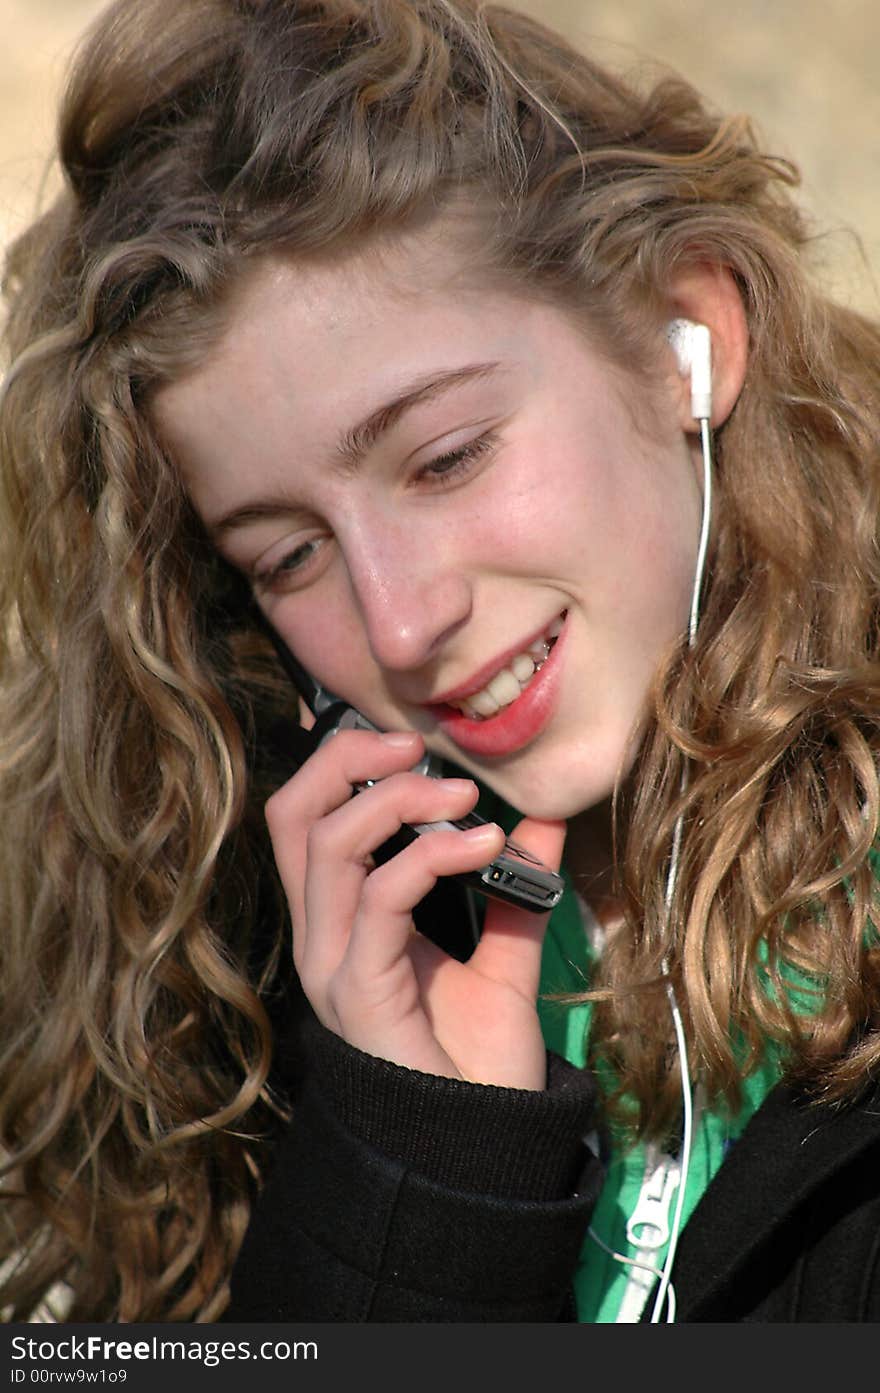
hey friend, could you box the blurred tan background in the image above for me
[1,0,878,310]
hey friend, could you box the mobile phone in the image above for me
[267,632,565,914]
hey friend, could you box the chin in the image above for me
[514,789,609,822]
[481,760,618,823]
[434,716,642,821]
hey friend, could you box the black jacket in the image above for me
[224,837,880,1323]
[225,1001,880,1323]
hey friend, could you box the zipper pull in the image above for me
[626,1146,681,1252]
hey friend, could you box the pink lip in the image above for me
[428,614,565,706]
[426,614,568,758]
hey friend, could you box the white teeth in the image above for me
[449,613,566,721]
[487,668,522,707]
[467,688,500,717]
[511,653,535,683]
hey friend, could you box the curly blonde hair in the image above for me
[2,0,879,1320]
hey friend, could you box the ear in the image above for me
[667,263,748,431]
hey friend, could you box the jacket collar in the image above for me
[668,1076,880,1320]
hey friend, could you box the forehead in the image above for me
[149,216,660,552]
[151,229,545,469]
[215,218,500,359]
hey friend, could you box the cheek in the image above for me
[582,420,701,582]
[269,595,371,699]
[458,450,581,566]
[476,401,654,573]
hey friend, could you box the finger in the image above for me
[264,728,423,919]
[300,775,486,990]
[341,820,507,981]
[470,817,568,997]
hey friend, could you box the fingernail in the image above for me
[379,731,419,747]
[461,821,502,843]
[441,778,476,794]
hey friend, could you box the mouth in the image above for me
[426,610,568,758]
[440,612,565,720]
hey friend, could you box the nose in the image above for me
[343,522,473,672]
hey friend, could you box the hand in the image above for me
[265,728,566,1090]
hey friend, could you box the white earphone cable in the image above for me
[650,411,714,1323]
[587,329,713,1323]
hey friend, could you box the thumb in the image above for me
[470,816,567,992]
[505,816,567,878]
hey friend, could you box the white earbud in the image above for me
[666,318,712,422]
[649,318,715,1324]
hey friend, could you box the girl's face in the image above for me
[155,232,702,820]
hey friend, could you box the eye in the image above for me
[252,536,326,593]
[412,430,499,488]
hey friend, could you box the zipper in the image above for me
[614,1144,681,1323]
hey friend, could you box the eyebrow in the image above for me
[207,360,502,540]
[335,361,502,470]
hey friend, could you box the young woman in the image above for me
[2,0,879,1324]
